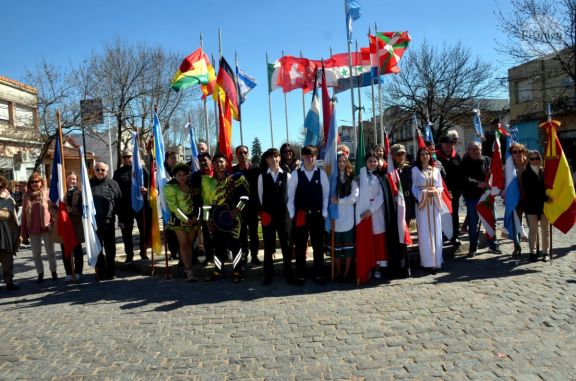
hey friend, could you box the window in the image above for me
[0,101,9,121]
[517,79,533,103]
[14,106,34,127]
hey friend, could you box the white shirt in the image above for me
[287,165,330,219]
[257,167,290,206]
[334,178,359,232]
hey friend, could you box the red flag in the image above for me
[369,31,411,74]
[355,216,376,284]
[417,131,426,149]
[279,56,316,93]
[540,120,576,233]
[476,192,496,239]
[217,95,233,169]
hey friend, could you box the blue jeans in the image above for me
[465,197,497,251]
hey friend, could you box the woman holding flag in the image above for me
[411,148,445,274]
[164,163,200,282]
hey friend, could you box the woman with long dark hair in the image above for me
[411,148,445,274]
[279,143,301,173]
[329,153,358,281]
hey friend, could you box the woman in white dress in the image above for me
[411,148,445,274]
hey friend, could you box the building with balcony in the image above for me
[0,76,43,181]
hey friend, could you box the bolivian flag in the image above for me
[541,119,576,234]
[170,48,213,92]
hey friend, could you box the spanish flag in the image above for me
[540,120,576,234]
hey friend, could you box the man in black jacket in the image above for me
[436,132,462,245]
[112,149,150,263]
[91,161,122,280]
[460,142,501,256]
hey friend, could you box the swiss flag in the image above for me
[279,56,316,93]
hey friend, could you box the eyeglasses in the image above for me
[511,150,524,154]
[95,168,106,173]
[529,157,540,161]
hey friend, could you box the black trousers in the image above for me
[451,192,461,241]
[199,221,214,261]
[262,217,291,279]
[240,211,260,259]
[213,229,243,273]
[96,224,117,279]
[293,211,325,279]
[60,244,84,275]
[119,208,151,259]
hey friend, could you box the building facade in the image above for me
[0,76,43,181]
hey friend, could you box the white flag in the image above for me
[80,148,102,267]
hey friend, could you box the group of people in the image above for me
[0,129,557,291]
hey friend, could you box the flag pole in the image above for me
[235,50,244,145]
[368,27,377,146]
[282,50,289,142]
[211,54,218,152]
[107,116,114,173]
[355,39,363,148]
[56,110,75,282]
[138,131,148,263]
[375,23,383,145]
[266,52,275,148]
[300,50,306,124]
[345,0,357,155]
[200,32,210,155]
[546,103,553,264]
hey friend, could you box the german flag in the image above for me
[541,119,576,234]
[213,57,239,121]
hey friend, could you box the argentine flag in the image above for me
[503,134,526,244]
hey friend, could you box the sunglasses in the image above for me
[529,157,540,161]
[30,180,42,184]
[511,150,524,154]
[95,168,107,173]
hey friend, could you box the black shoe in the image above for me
[51,272,58,281]
[450,239,461,246]
[201,259,212,267]
[250,257,262,265]
[191,257,200,265]
[125,257,134,264]
[262,277,272,286]
[205,271,222,281]
[512,247,522,257]
[313,276,327,285]
[488,246,503,254]
[139,253,149,261]
[293,277,306,286]
[468,251,477,258]
[232,272,242,283]
[36,273,44,283]
[6,283,19,291]
[529,253,538,262]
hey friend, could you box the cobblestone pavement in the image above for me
[1,223,575,381]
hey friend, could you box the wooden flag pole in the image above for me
[235,51,244,145]
[300,50,306,124]
[147,137,155,277]
[200,33,210,154]
[282,50,289,142]
[331,219,335,282]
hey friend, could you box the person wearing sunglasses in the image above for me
[279,143,301,173]
[520,151,551,262]
[90,162,122,280]
[20,172,57,283]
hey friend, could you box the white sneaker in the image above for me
[65,275,73,282]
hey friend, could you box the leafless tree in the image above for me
[383,41,499,140]
[496,0,576,84]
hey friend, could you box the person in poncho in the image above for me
[201,154,250,283]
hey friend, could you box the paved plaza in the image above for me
[0,227,575,381]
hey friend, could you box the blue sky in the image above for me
[3,0,512,150]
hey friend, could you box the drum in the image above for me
[211,204,238,232]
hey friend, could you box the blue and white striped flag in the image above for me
[80,147,102,267]
[187,122,200,172]
[503,133,526,244]
[472,108,485,141]
[131,132,144,213]
[324,106,339,232]
[424,122,434,143]
[303,86,320,147]
[345,0,362,42]
[152,112,170,223]
[236,67,257,104]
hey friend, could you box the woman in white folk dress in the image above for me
[411,147,445,274]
